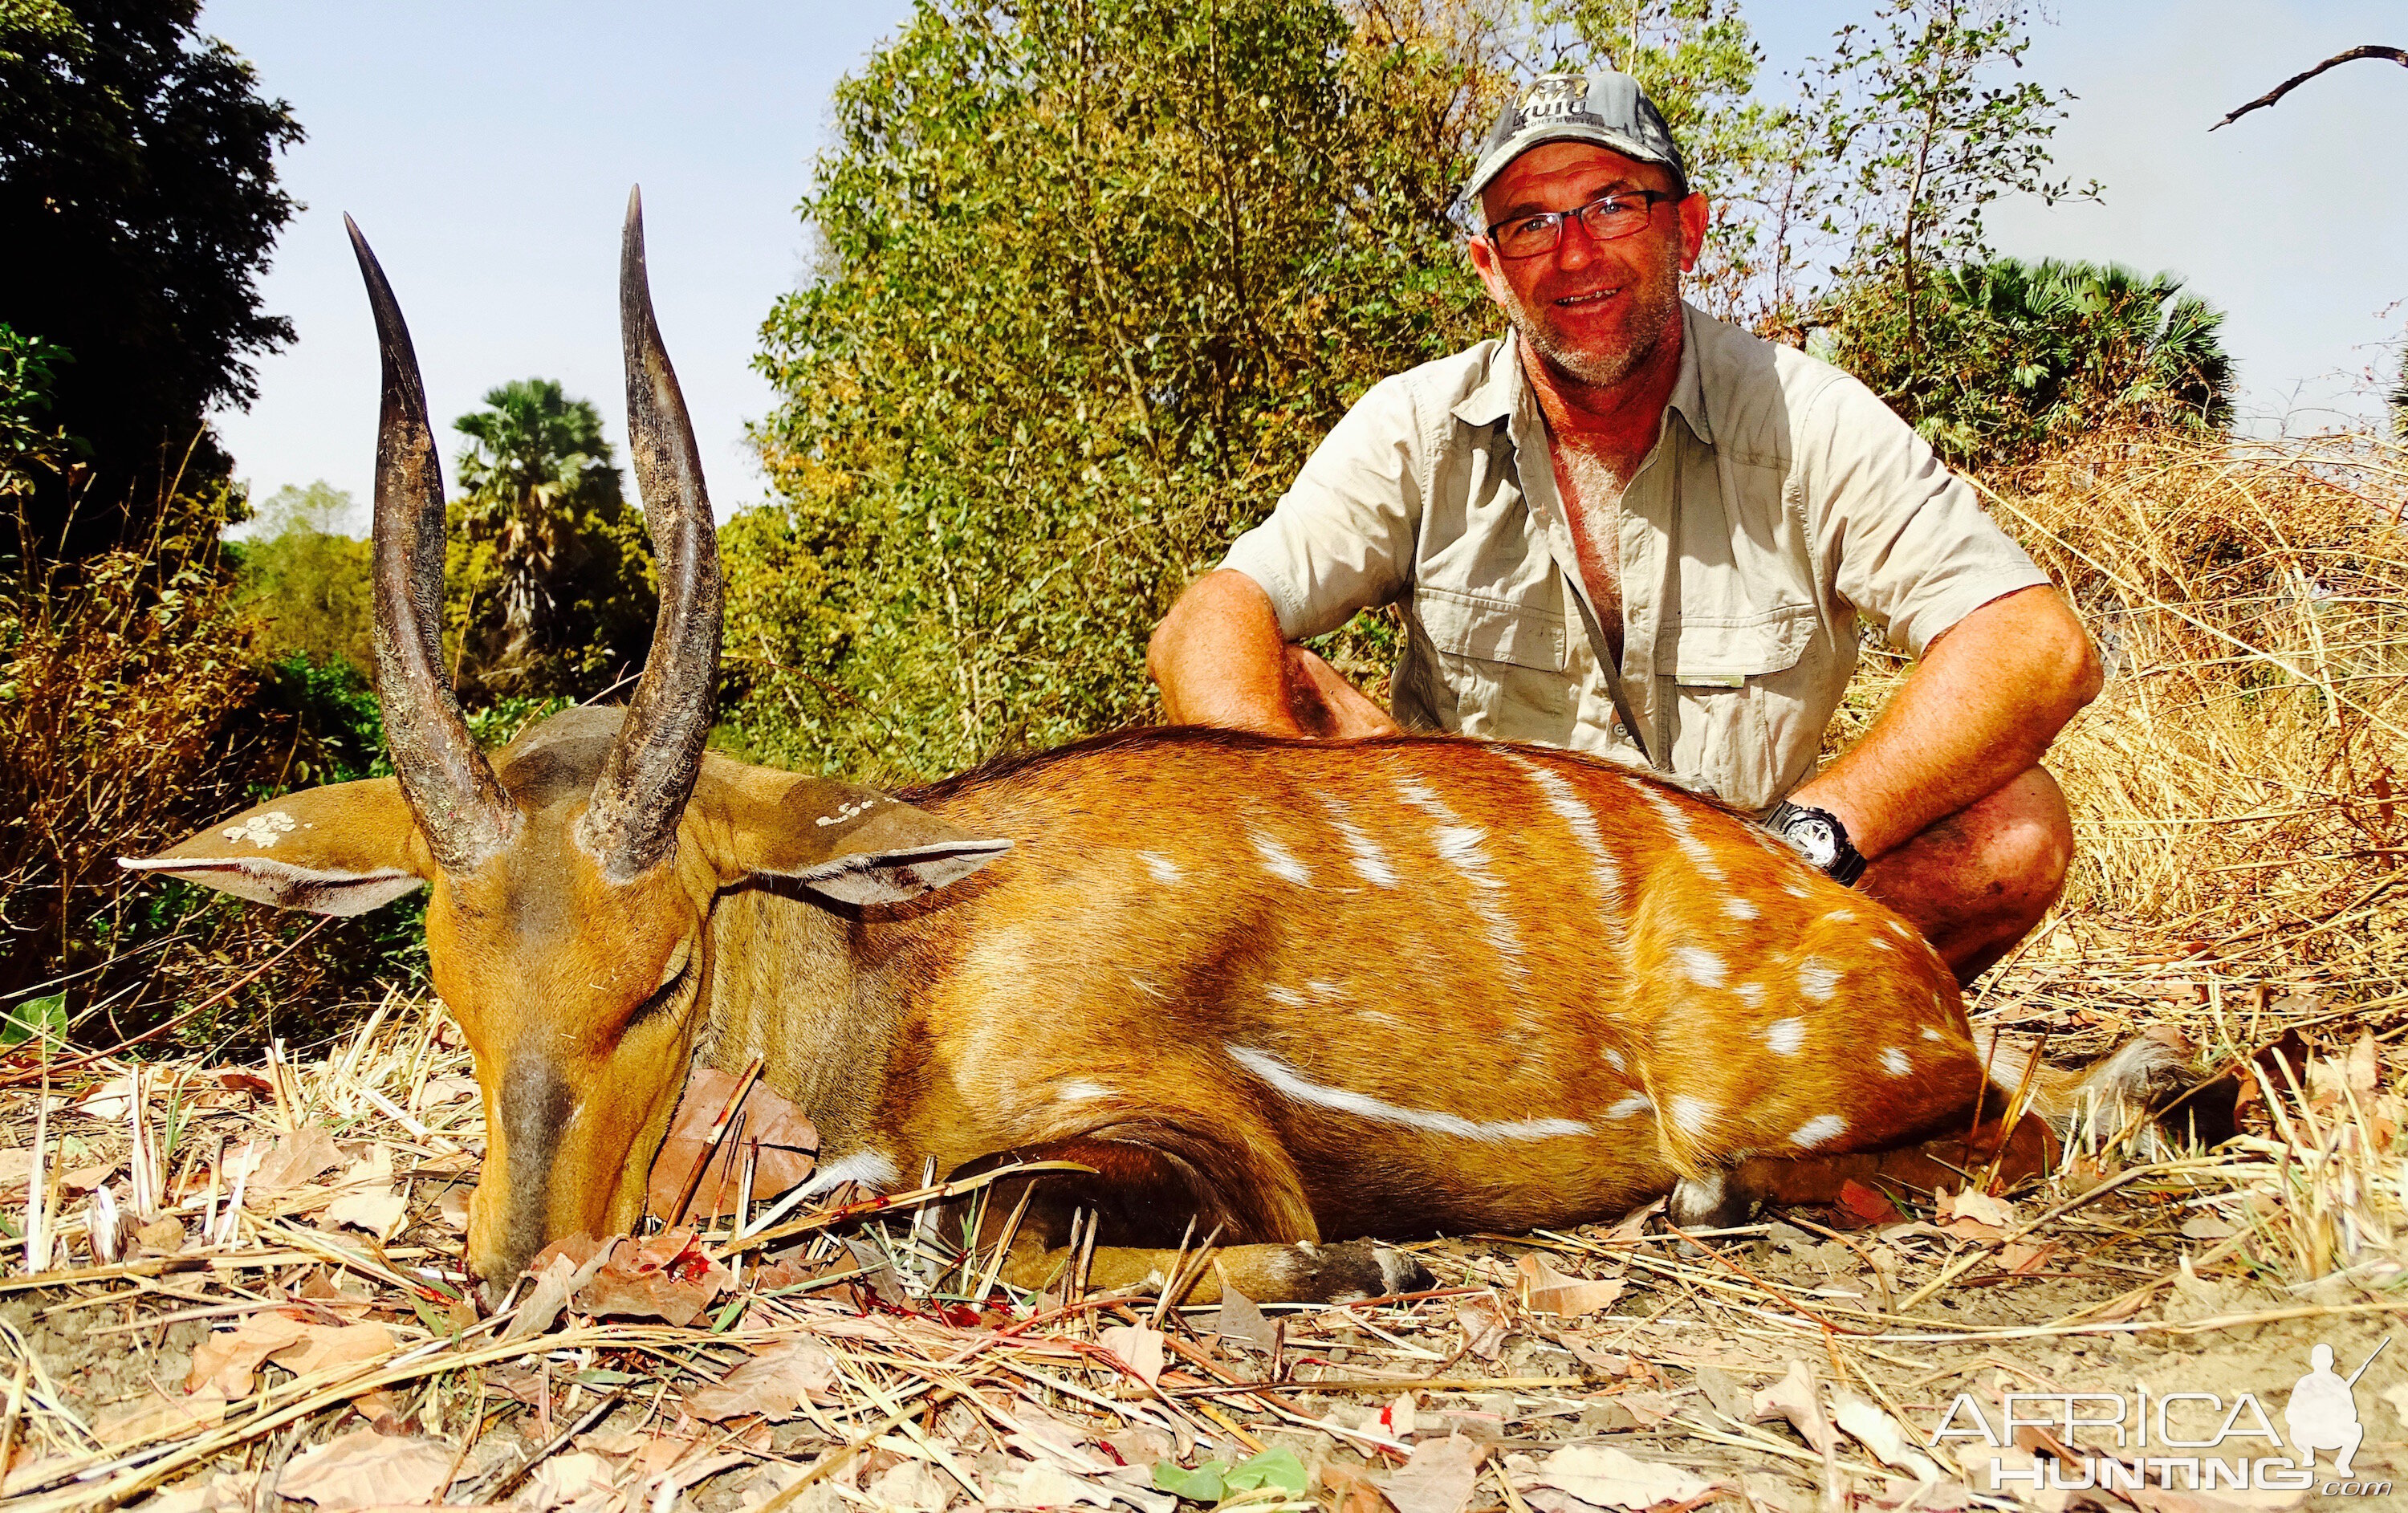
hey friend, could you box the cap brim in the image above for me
[1462,124,1680,210]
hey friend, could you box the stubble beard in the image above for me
[1507,271,1684,391]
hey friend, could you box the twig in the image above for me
[2211,45,2408,130]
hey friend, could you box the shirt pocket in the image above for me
[1409,584,1574,739]
[1658,604,1816,811]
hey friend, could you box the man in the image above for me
[1146,70,2101,983]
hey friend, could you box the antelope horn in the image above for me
[347,216,520,874]
[577,187,723,880]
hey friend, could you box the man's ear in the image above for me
[120,779,430,916]
[695,766,1011,907]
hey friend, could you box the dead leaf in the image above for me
[1832,1393,1942,1481]
[319,1147,407,1239]
[71,1073,139,1121]
[249,1127,344,1193]
[1514,1253,1625,1318]
[274,1427,454,1508]
[186,1313,311,1396]
[1750,1360,1836,1456]
[1097,1323,1165,1387]
[502,1251,584,1343]
[1454,1291,1510,1362]
[684,1340,837,1421]
[93,1385,229,1446]
[1209,1281,1279,1356]
[2000,1240,2060,1275]
[1933,1189,2013,1242]
[1372,1433,1487,1513]
[645,1068,820,1222]
[1693,1365,1749,1422]
[142,1470,262,1513]
[1835,1179,1903,1230]
[1380,1392,1418,1438]
[270,1323,394,1381]
[576,1229,731,1327]
[1515,1444,1714,1510]
[433,1184,472,1232]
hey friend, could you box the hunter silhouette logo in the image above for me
[1935,1336,2394,1499]
[1518,75,1588,121]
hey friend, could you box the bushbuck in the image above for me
[128,193,2192,1304]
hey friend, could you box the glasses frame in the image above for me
[1481,189,1681,260]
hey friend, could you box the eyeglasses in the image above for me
[1482,190,1678,260]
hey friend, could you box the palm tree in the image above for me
[449,380,653,701]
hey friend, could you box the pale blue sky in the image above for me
[200,1,2406,531]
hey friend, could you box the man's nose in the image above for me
[1552,211,1601,270]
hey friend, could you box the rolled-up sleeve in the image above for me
[1798,372,2050,658]
[1218,375,1424,641]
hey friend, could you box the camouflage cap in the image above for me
[1462,71,1688,215]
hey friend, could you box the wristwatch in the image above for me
[1764,800,1867,887]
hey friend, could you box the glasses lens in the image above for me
[1580,197,1649,242]
[1495,216,1559,259]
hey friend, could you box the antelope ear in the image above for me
[119,779,430,916]
[698,766,1011,906]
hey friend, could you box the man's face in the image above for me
[1466,142,1709,391]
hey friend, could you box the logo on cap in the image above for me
[1519,75,1588,121]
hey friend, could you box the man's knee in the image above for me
[1979,766,2074,902]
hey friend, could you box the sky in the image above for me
[198,1,2408,533]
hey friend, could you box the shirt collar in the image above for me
[1447,305,1714,447]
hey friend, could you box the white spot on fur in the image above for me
[1676,947,1727,987]
[1921,1025,1944,1042]
[1357,1009,1401,1027]
[799,1150,901,1198]
[1138,851,1182,885]
[1670,1095,1718,1137]
[222,811,295,849]
[1638,786,1725,881]
[1056,1080,1111,1104]
[1250,830,1312,887]
[1605,1092,1653,1121]
[1763,1018,1805,1055]
[1601,1046,1626,1072]
[1227,1045,1589,1141]
[1735,983,1765,1007]
[1889,920,1914,939]
[1725,898,1760,921]
[1305,979,1344,999]
[1796,960,1841,1000]
[1320,796,1401,889]
[1503,754,1629,910]
[1390,777,1526,970]
[1869,937,1894,953]
[1789,1115,1846,1149]
[1781,882,1811,897]
[1266,985,1307,1009]
[1826,909,1856,923]
[1881,1047,1911,1076]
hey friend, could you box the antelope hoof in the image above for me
[1667,1171,1753,1232]
[1291,1239,1432,1303]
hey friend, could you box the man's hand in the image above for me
[1789,584,2101,860]
[1148,570,1401,738]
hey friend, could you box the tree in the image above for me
[1804,0,2093,392]
[736,0,1767,781]
[228,480,373,674]
[0,0,303,558]
[446,379,655,704]
[1829,257,2234,463]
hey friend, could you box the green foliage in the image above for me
[1828,257,2235,464]
[447,378,657,704]
[0,992,66,1049]
[1154,1447,1311,1503]
[0,0,302,558]
[229,481,374,673]
[1802,0,2095,384]
[0,323,80,491]
[737,0,1762,781]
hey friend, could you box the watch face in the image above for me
[1786,815,1839,867]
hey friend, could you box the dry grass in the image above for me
[1,429,2404,1511]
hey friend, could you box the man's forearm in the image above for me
[1147,570,1306,735]
[1789,586,2101,860]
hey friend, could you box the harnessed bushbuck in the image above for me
[128,193,2196,1304]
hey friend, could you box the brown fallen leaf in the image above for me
[186,1313,311,1397]
[1835,1180,1905,1230]
[1097,1323,1165,1387]
[523,1448,622,1511]
[576,1229,732,1327]
[270,1323,395,1381]
[1208,1280,1279,1357]
[249,1126,344,1193]
[275,1428,455,1509]
[1750,1360,1837,1456]
[645,1067,820,1222]
[684,1340,837,1421]
[93,1386,229,1447]
[1515,1444,1715,1510]
[1934,1189,2014,1243]
[1454,1291,1510,1362]
[2000,1240,2060,1275]
[1514,1253,1625,1318]
[1372,1433,1487,1513]
[319,1148,408,1239]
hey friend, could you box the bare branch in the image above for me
[2211,44,2407,131]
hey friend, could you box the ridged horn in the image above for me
[576,187,723,881]
[347,215,520,874]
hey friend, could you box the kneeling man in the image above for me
[1148,70,2101,983]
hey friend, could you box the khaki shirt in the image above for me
[1219,304,2050,813]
